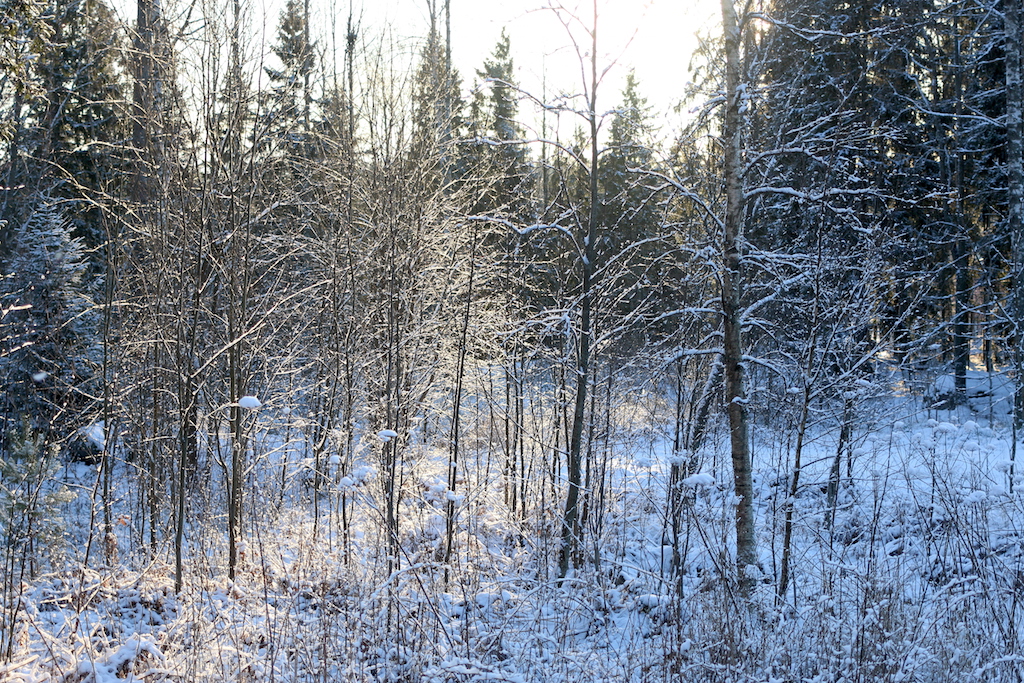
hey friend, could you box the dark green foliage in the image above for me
[411,20,464,188]
[466,29,531,219]
[730,0,1008,387]
[596,72,674,344]
[2,0,126,252]
[264,0,318,158]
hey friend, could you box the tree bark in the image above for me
[558,0,599,581]
[1007,0,1024,433]
[720,0,758,592]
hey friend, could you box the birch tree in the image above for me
[719,0,758,591]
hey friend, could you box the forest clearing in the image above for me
[3,0,1024,680]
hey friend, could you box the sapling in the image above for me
[1,422,74,661]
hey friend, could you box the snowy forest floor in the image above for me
[3,369,1024,682]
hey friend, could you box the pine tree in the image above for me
[1,421,74,593]
[0,0,52,249]
[411,16,461,183]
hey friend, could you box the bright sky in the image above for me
[113,0,719,142]
[323,0,719,140]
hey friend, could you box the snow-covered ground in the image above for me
[2,370,1023,682]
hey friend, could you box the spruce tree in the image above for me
[411,18,461,183]
[19,0,125,251]
[0,199,99,439]
[265,0,317,159]
[467,29,530,218]
[597,72,669,341]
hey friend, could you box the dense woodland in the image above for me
[2,0,1024,680]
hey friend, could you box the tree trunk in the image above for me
[558,0,600,581]
[444,230,476,573]
[1007,0,1024,436]
[131,0,158,205]
[720,0,758,592]
[1006,0,1024,496]
[778,383,810,601]
[952,28,971,401]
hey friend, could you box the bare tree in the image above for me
[718,0,758,591]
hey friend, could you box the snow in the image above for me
[933,375,956,394]
[70,634,165,683]
[682,473,715,487]
[7,366,1024,682]
[80,420,105,450]
[636,593,670,610]
[964,490,987,504]
[238,395,262,409]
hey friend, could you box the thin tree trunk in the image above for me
[1007,0,1023,482]
[952,28,971,400]
[778,383,810,601]
[826,396,854,530]
[227,309,243,580]
[131,0,157,205]
[720,0,758,592]
[688,359,722,454]
[558,0,599,581]
[444,229,476,573]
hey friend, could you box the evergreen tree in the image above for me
[12,0,126,251]
[745,0,1008,390]
[597,72,670,341]
[0,0,52,250]
[738,0,925,381]
[265,0,317,158]
[411,18,461,183]
[466,29,530,218]
[0,199,100,439]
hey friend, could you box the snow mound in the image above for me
[79,420,106,450]
[932,375,956,395]
[682,473,715,487]
[73,634,165,683]
[238,395,262,409]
